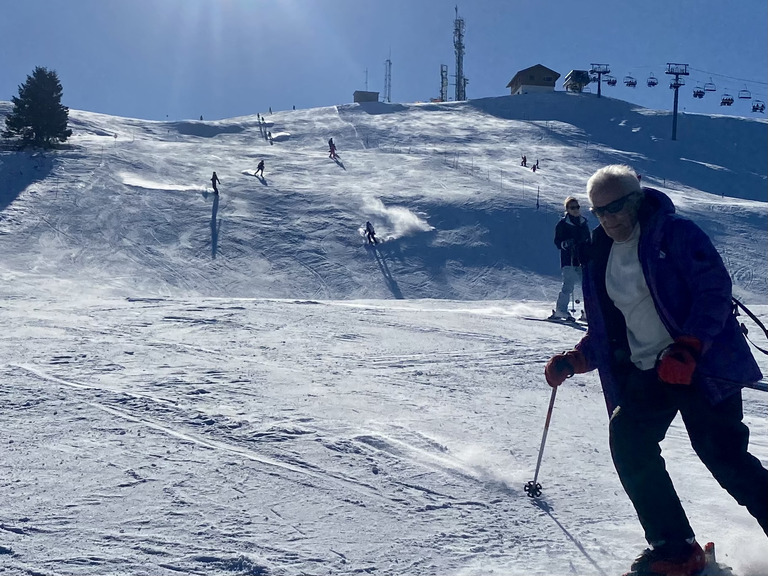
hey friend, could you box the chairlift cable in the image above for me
[688,68,768,86]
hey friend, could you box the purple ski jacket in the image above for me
[575,187,762,415]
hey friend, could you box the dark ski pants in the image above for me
[609,366,768,545]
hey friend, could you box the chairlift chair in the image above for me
[605,75,617,86]
[624,75,637,88]
[704,78,717,92]
[693,85,705,99]
[647,74,659,87]
[753,100,766,113]
[669,77,685,89]
[738,86,752,99]
[720,93,734,106]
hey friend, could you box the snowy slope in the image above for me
[0,94,766,576]
[1,93,765,301]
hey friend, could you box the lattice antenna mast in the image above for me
[384,52,392,103]
[440,64,449,102]
[666,63,689,141]
[590,64,610,98]
[453,6,467,101]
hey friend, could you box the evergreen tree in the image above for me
[3,66,72,148]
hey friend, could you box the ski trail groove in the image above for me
[13,363,398,506]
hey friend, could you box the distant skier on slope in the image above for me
[364,221,378,245]
[211,171,221,194]
[328,138,337,159]
[256,160,265,177]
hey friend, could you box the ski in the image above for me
[522,317,587,331]
[621,542,737,576]
[700,541,738,576]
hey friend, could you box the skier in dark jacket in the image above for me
[550,196,590,320]
[328,138,337,159]
[545,165,766,576]
[256,160,265,177]
[364,221,377,245]
[211,171,221,194]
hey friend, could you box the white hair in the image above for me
[587,165,642,199]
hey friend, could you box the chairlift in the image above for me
[669,76,685,89]
[623,75,637,88]
[704,78,717,92]
[692,85,705,99]
[647,74,659,87]
[720,93,734,106]
[753,100,766,113]
[605,75,617,86]
[738,86,752,100]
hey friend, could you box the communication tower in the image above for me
[440,64,449,102]
[453,6,468,101]
[384,54,392,103]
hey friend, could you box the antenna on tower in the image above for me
[384,50,392,103]
[453,6,467,101]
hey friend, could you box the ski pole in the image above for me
[746,380,768,392]
[524,385,558,498]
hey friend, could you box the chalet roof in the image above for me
[506,64,561,87]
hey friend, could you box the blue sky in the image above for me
[2,0,766,121]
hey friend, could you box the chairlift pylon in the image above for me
[647,74,658,87]
[623,75,637,88]
[738,85,752,100]
[720,93,734,106]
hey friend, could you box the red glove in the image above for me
[656,336,702,385]
[545,350,589,387]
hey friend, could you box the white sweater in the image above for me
[606,225,673,370]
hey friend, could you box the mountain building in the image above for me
[506,64,561,95]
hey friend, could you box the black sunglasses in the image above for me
[590,193,636,217]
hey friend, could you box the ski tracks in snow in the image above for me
[0,295,697,575]
[4,362,539,575]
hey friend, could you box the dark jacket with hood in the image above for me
[575,187,762,415]
[554,213,591,268]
